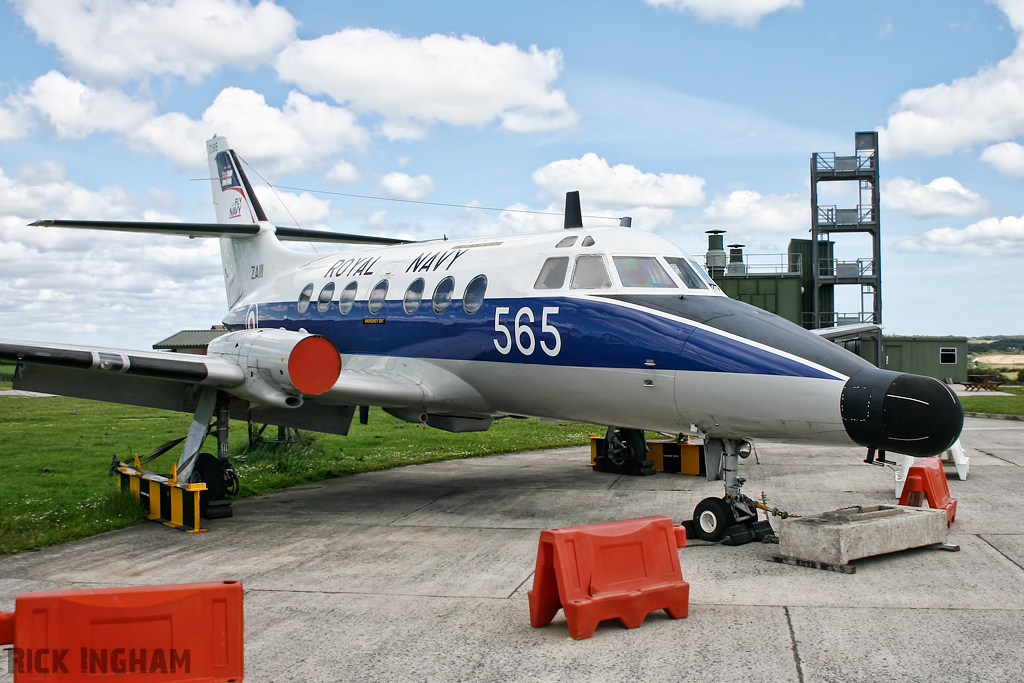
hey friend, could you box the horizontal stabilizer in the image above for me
[29,219,414,245]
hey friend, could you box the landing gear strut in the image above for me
[690,437,771,544]
[179,388,238,519]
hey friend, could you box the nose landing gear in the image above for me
[688,437,777,545]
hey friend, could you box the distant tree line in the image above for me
[968,336,1024,355]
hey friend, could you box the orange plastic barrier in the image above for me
[0,580,243,682]
[898,456,957,526]
[528,516,689,639]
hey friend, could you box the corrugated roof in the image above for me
[153,329,230,350]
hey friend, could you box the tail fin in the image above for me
[207,136,268,225]
[206,136,305,308]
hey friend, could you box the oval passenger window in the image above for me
[404,278,425,314]
[296,283,314,314]
[432,276,455,314]
[463,275,487,314]
[338,281,358,314]
[368,280,389,314]
[317,282,336,314]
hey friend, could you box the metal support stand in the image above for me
[177,386,217,482]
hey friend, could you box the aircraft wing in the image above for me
[0,337,438,436]
[30,219,413,245]
[0,339,245,388]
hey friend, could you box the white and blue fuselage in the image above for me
[220,227,882,446]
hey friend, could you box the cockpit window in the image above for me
[317,282,336,314]
[665,257,709,290]
[556,236,577,248]
[297,283,314,314]
[570,254,612,290]
[613,257,676,288]
[534,257,569,290]
[581,236,595,247]
[339,281,358,314]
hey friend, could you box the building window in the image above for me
[940,347,957,364]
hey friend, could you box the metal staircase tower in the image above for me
[809,132,881,350]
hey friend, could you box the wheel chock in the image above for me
[721,524,757,546]
[897,456,957,526]
[0,581,244,681]
[527,516,690,640]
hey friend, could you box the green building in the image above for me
[707,234,967,383]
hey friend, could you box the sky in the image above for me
[1,0,1023,350]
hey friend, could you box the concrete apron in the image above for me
[2,418,1024,682]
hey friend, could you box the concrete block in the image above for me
[778,505,948,567]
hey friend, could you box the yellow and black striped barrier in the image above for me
[117,459,207,533]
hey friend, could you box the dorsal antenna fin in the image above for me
[564,191,583,230]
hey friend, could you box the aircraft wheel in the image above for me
[693,497,735,543]
[603,427,646,473]
[190,452,226,518]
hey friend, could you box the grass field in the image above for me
[0,395,594,555]
[3,374,1021,556]
[959,385,1024,416]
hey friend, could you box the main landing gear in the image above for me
[595,427,655,476]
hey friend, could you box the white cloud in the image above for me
[20,71,155,139]
[980,141,1024,176]
[13,78,368,172]
[0,99,34,141]
[0,159,226,348]
[127,87,370,172]
[326,161,360,184]
[463,202,562,238]
[879,0,1024,158]
[13,0,298,83]
[700,190,806,232]
[643,0,802,27]
[532,153,705,210]
[253,187,331,226]
[895,214,1024,256]
[380,172,436,200]
[882,177,988,218]
[275,29,579,137]
[0,161,144,223]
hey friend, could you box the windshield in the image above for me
[613,256,676,288]
[665,257,710,290]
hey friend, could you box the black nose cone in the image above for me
[841,367,963,457]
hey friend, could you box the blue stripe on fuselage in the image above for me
[224,296,837,380]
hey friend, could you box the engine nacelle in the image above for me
[207,328,341,409]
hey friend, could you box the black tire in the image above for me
[602,427,647,474]
[190,452,226,517]
[693,497,736,543]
